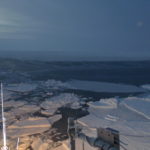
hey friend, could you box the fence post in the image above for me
[68,118,76,150]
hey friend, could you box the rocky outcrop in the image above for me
[40,93,81,112]
[7,117,51,138]
[4,100,26,108]
[0,87,75,150]
[31,138,49,150]
[17,136,32,150]
[48,114,62,125]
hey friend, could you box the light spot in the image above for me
[137,21,144,28]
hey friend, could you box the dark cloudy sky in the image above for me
[0,0,150,60]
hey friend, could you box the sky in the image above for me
[0,0,150,61]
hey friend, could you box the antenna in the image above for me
[1,83,9,150]
[16,138,19,150]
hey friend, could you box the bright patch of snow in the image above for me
[77,94,150,150]
[88,98,118,109]
[41,93,81,111]
[105,115,119,122]
[122,98,150,120]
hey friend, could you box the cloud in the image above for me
[0,8,44,39]
[137,21,144,28]
[0,0,149,60]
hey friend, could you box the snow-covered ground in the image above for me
[3,81,150,149]
[40,93,81,113]
[67,80,146,93]
[78,94,150,150]
[88,98,118,109]
[122,97,150,120]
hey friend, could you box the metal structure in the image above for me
[1,83,9,150]
[0,83,19,150]
[16,138,20,150]
[67,118,76,150]
[68,118,120,150]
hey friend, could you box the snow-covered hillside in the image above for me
[78,93,150,150]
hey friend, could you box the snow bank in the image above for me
[88,98,118,109]
[78,94,150,150]
[67,80,145,93]
[40,93,81,112]
[123,97,150,120]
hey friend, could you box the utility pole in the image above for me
[1,83,9,150]
[68,118,76,150]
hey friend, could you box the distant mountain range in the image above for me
[0,50,150,61]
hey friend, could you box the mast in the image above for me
[1,83,8,150]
